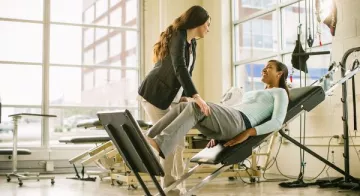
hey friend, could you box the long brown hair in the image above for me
[152,5,210,63]
[269,60,290,97]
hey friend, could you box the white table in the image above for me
[6,113,56,186]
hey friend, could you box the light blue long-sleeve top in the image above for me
[233,88,289,135]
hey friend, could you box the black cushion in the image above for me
[0,149,32,155]
[59,136,110,143]
[77,119,152,129]
[76,118,102,128]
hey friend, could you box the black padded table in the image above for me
[76,118,152,129]
[0,149,32,155]
[59,136,110,144]
[60,119,151,144]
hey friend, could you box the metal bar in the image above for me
[45,105,138,109]
[233,43,332,66]
[51,21,138,31]
[156,164,201,196]
[0,60,139,70]
[150,174,166,196]
[279,129,357,181]
[182,165,232,196]
[138,0,145,120]
[50,63,140,70]
[0,60,42,66]
[0,17,43,24]
[133,171,152,196]
[292,51,331,56]
[352,76,357,131]
[12,116,19,173]
[324,65,360,96]
[0,104,135,110]
[340,47,360,182]
[42,0,51,148]
[264,133,277,167]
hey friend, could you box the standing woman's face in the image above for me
[197,18,211,38]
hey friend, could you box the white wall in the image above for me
[202,0,232,102]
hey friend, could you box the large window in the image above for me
[0,0,141,147]
[232,0,333,92]
[234,12,278,61]
[233,0,278,21]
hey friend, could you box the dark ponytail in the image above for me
[152,5,210,63]
[269,60,289,98]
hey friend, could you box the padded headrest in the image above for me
[285,86,325,122]
[288,86,323,108]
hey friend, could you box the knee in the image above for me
[189,102,200,111]
[176,102,202,116]
[188,102,203,117]
[177,102,189,110]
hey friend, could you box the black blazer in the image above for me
[138,30,198,110]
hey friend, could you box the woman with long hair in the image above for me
[138,5,211,192]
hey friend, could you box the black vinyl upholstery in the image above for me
[190,86,325,165]
[58,119,152,144]
[58,136,110,144]
[77,118,152,129]
[0,149,32,155]
[76,118,102,128]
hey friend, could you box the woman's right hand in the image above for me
[206,139,217,148]
[193,94,211,116]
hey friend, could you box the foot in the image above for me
[146,136,160,153]
[167,188,181,196]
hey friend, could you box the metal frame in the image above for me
[339,47,360,184]
[278,49,360,185]
[6,113,56,186]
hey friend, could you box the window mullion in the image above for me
[42,0,51,148]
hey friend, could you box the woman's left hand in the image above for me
[223,128,257,147]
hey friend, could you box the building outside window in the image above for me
[232,0,333,92]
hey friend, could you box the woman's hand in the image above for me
[223,128,257,147]
[193,94,211,116]
[206,139,217,148]
[179,97,189,102]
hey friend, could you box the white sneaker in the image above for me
[166,188,181,196]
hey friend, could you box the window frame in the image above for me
[231,0,332,91]
[0,0,143,148]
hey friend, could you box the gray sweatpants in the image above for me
[147,102,247,158]
[141,98,186,190]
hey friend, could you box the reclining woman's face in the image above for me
[261,62,283,86]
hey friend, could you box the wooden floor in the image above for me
[1,174,359,196]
